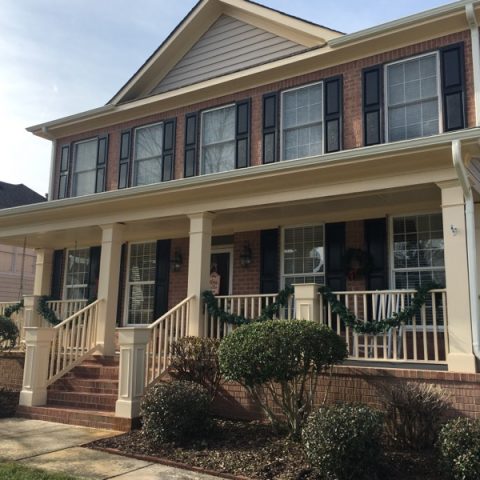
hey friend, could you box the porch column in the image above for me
[96,223,124,356]
[33,249,54,296]
[187,212,215,337]
[293,284,320,321]
[439,181,476,373]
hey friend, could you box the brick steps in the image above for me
[52,378,119,395]
[47,391,117,411]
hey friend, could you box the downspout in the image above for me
[452,139,480,361]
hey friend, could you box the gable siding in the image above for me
[151,15,307,95]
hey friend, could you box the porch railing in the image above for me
[204,293,294,340]
[47,299,101,385]
[318,289,448,364]
[46,299,88,322]
[0,301,25,347]
[145,295,194,387]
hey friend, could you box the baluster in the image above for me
[151,325,158,381]
[432,292,439,362]
[412,293,418,362]
[422,303,428,361]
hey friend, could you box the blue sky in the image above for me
[0,0,453,196]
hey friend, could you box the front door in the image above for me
[210,249,232,295]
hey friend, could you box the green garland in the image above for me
[202,286,294,326]
[3,300,24,318]
[37,296,61,326]
[319,283,439,335]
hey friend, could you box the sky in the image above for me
[0,0,455,197]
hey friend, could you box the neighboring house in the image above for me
[0,182,45,301]
[1,0,480,429]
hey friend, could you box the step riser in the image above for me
[51,386,118,395]
[53,379,119,390]
[65,367,119,379]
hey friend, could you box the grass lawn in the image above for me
[0,463,81,480]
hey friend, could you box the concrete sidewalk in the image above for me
[0,418,219,479]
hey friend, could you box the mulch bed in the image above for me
[86,418,442,480]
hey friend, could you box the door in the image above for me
[210,249,232,295]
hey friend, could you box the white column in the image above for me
[33,249,54,296]
[187,212,214,337]
[19,327,56,406]
[439,181,476,373]
[115,327,150,419]
[22,295,43,328]
[96,224,124,356]
[293,284,319,321]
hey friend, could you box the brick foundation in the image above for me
[212,365,480,421]
[0,352,25,390]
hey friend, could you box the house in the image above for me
[1,0,480,429]
[0,182,45,302]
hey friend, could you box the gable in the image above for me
[151,15,308,95]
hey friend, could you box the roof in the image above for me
[0,182,46,209]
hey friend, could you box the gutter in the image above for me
[452,139,480,361]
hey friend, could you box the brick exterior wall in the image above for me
[213,366,480,421]
[168,237,189,309]
[0,353,25,390]
[52,31,473,200]
[232,231,260,295]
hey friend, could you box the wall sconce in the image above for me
[171,250,183,272]
[450,224,458,236]
[240,243,252,268]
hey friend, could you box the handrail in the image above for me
[148,295,195,330]
[47,299,102,385]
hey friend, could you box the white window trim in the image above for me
[63,247,90,301]
[384,51,443,143]
[211,246,234,295]
[280,223,326,288]
[280,81,324,162]
[132,121,164,187]
[72,137,98,197]
[123,240,157,326]
[199,103,236,175]
[388,211,445,288]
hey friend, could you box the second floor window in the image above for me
[72,139,98,197]
[386,53,440,142]
[134,123,163,186]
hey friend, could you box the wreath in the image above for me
[344,248,373,280]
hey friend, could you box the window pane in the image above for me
[134,124,163,185]
[65,248,90,300]
[73,139,98,197]
[201,142,235,174]
[129,242,156,283]
[135,157,162,186]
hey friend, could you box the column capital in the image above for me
[99,223,125,243]
[188,212,216,222]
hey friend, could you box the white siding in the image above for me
[152,15,307,95]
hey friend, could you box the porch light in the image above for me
[240,243,252,268]
[171,250,183,272]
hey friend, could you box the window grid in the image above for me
[64,248,90,300]
[133,123,164,186]
[72,139,98,197]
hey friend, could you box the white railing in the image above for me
[204,293,294,340]
[0,301,25,347]
[319,289,448,364]
[46,299,88,322]
[47,299,101,385]
[145,295,194,387]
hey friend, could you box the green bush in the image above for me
[0,387,19,418]
[169,336,221,402]
[302,404,384,480]
[219,320,347,436]
[141,380,211,446]
[0,316,19,350]
[381,382,449,449]
[437,417,480,480]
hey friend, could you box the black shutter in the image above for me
[51,250,65,299]
[363,65,383,146]
[184,113,198,177]
[236,100,250,169]
[260,229,279,294]
[441,43,466,132]
[325,222,346,291]
[95,136,108,193]
[118,131,131,189]
[153,240,171,319]
[162,119,176,181]
[116,243,127,325]
[87,246,101,300]
[324,76,343,153]
[58,145,70,199]
[262,93,278,164]
[365,218,388,290]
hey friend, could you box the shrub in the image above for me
[169,336,221,402]
[380,382,449,449]
[141,380,211,446]
[302,404,384,480]
[219,319,347,436]
[0,388,19,418]
[437,417,480,480]
[0,316,19,351]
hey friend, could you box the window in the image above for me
[282,225,325,286]
[64,248,90,300]
[72,139,98,197]
[281,82,323,161]
[0,250,14,273]
[386,53,441,142]
[201,105,236,174]
[133,123,163,186]
[126,242,156,325]
[391,213,445,289]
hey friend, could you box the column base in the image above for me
[447,352,477,373]
[115,399,141,419]
[19,388,47,407]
